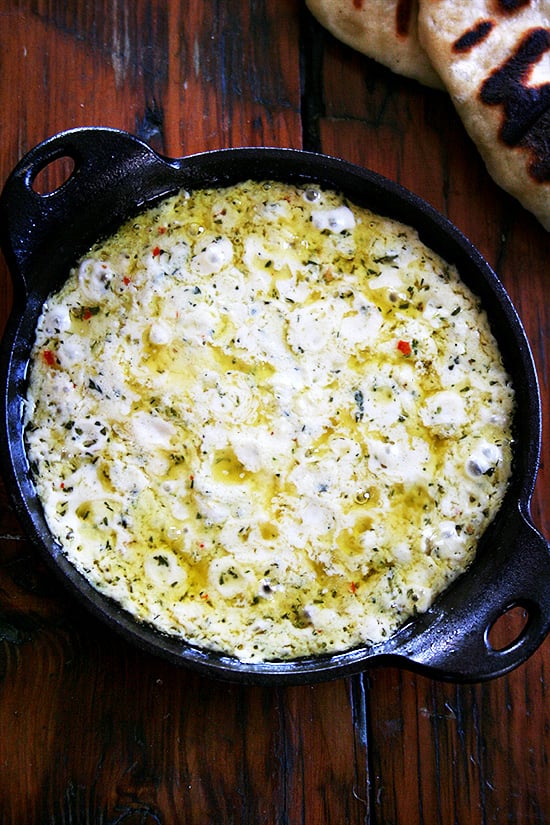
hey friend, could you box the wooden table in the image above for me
[0,3,548,823]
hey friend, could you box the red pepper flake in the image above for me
[123,276,131,286]
[158,226,167,235]
[397,339,412,356]
[73,305,99,321]
[60,482,65,489]
[349,581,358,594]
[152,245,161,257]
[42,349,56,366]
[200,592,209,600]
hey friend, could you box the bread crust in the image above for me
[418,0,550,229]
[306,0,443,88]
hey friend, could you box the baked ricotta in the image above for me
[24,180,514,662]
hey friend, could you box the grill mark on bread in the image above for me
[494,0,531,12]
[396,0,414,38]
[517,108,550,181]
[453,21,494,53]
[480,27,550,179]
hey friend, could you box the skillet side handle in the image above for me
[0,127,167,292]
[395,505,550,682]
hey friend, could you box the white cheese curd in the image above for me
[311,205,356,233]
[131,411,176,448]
[148,320,172,345]
[465,441,503,478]
[192,236,234,274]
[144,550,188,590]
[24,180,514,663]
[420,390,467,435]
[55,338,87,368]
[77,258,116,302]
[40,303,72,335]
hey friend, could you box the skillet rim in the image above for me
[0,126,548,685]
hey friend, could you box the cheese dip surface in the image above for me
[24,180,514,662]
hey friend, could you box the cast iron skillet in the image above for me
[1,127,549,685]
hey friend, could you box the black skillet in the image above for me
[1,127,549,685]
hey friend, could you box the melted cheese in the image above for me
[24,180,514,662]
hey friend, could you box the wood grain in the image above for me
[0,2,548,823]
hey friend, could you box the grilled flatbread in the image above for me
[305,0,443,88]
[418,0,550,230]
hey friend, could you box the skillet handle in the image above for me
[0,127,172,294]
[394,504,550,682]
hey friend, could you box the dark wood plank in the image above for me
[0,2,548,824]
[174,0,303,154]
[362,661,550,825]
